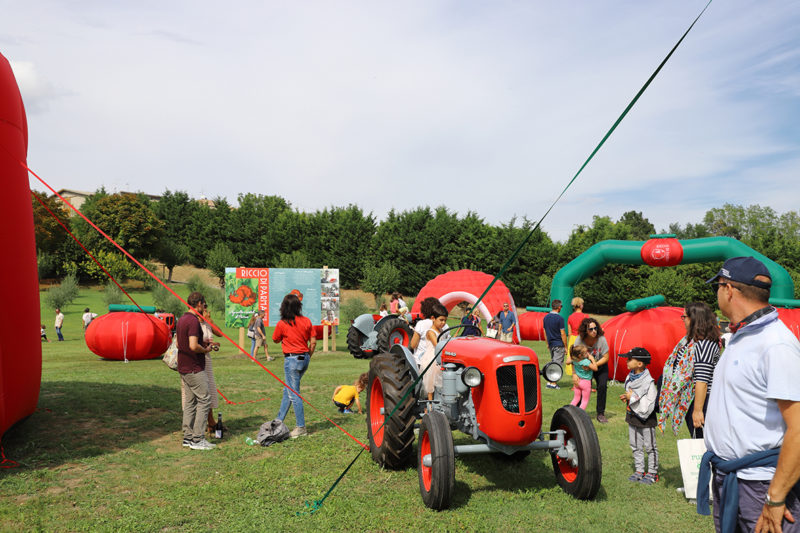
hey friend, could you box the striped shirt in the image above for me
[692,338,720,388]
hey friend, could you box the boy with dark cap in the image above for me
[619,347,659,484]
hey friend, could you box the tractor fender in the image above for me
[374,313,407,331]
[390,344,420,383]
[352,313,378,336]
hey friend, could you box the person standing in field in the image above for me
[82,307,97,332]
[496,302,517,343]
[273,293,317,439]
[543,300,567,389]
[697,257,800,532]
[54,308,65,341]
[177,291,216,451]
[252,309,272,361]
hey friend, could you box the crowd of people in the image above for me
[171,256,799,532]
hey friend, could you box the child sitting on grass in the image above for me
[619,347,659,485]
[332,373,368,414]
[568,344,597,410]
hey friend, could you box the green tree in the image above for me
[361,262,401,305]
[155,239,190,282]
[206,243,238,286]
[72,191,164,260]
[276,250,312,268]
[303,205,376,289]
[618,210,656,240]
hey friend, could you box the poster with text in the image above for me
[268,269,321,326]
[224,267,268,328]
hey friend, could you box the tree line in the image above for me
[33,189,800,314]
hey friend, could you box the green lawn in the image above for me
[0,288,713,532]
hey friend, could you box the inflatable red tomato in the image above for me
[518,311,546,341]
[776,307,800,341]
[85,312,171,361]
[412,270,519,343]
[0,53,40,438]
[602,307,686,382]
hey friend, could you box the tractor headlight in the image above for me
[541,361,563,383]
[461,367,483,388]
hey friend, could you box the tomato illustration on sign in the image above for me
[229,284,257,307]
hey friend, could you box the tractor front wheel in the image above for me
[417,411,455,510]
[366,351,417,469]
[549,404,602,500]
[375,318,413,354]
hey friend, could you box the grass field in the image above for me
[0,287,713,532]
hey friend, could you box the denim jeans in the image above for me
[277,354,310,427]
[250,337,256,356]
[55,327,64,341]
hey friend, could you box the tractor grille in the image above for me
[496,364,539,414]
[522,364,538,412]
[496,366,519,413]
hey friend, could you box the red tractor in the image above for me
[366,336,602,510]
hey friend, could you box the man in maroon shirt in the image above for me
[177,291,216,450]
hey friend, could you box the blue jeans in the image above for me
[277,354,310,427]
[250,337,256,356]
[55,327,64,341]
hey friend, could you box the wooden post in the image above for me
[332,325,337,351]
[239,327,245,353]
[323,324,329,352]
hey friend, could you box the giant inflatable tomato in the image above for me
[0,53,40,438]
[602,307,686,382]
[776,307,800,341]
[85,312,171,361]
[518,311,547,341]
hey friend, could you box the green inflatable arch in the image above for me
[549,236,795,323]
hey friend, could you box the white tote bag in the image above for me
[677,438,712,501]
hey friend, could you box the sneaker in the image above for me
[290,426,307,439]
[640,473,659,485]
[182,438,191,447]
[342,409,353,414]
[677,487,685,493]
[546,383,559,389]
[189,439,217,450]
[596,414,609,424]
[628,471,644,482]
[266,356,275,361]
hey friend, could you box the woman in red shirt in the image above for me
[272,293,316,438]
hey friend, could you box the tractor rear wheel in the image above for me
[549,404,602,500]
[375,318,413,354]
[346,325,372,359]
[366,351,417,469]
[417,411,455,510]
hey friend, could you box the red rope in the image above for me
[217,389,268,405]
[20,157,368,450]
[0,441,19,469]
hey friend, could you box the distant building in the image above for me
[56,189,162,210]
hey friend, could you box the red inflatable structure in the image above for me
[517,311,547,341]
[85,313,171,361]
[602,306,686,382]
[777,308,800,341]
[0,54,41,438]
[412,270,519,343]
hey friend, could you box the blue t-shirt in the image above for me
[542,311,565,347]
[496,310,515,334]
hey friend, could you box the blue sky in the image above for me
[3,1,799,242]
